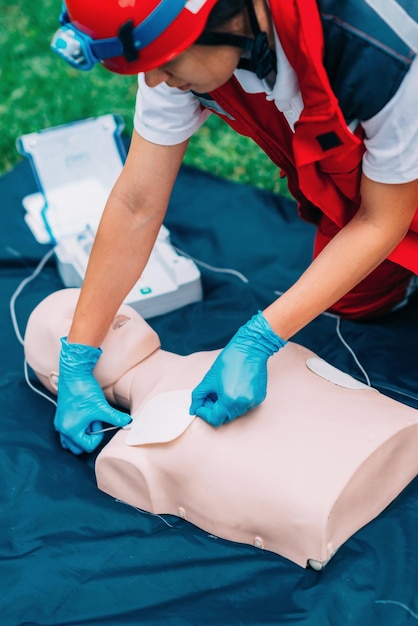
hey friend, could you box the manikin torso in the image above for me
[25,289,418,569]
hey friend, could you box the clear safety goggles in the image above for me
[50,0,188,71]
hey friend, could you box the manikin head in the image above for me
[24,288,160,394]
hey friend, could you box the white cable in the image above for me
[276,290,372,386]
[86,425,120,435]
[10,248,55,346]
[372,383,418,404]
[335,316,372,387]
[9,248,58,406]
[333,318,417,402]
[115,498,175,528]
[173,245,249,283]
[24,358,57,407]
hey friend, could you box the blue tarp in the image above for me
[1,158,417,625]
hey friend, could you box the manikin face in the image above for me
[24,289,161,393]
[143,44,242,93]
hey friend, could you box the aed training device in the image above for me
[17,115,202,319]
[55,222,202,319]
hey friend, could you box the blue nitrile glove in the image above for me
[54,338,131,455]
[190,311,287,426]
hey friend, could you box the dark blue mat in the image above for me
[1,159,417,626]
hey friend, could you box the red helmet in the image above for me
[54,0,218,74]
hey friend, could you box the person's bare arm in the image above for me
[68,130,188,346]
[263,174,418,338]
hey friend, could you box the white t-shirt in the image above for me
[134,26,418,185]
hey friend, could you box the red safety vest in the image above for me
[208,0,418,291]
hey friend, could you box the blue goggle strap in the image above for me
[52,0,188,70]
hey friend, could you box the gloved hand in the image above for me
[54,338,131,455]
[190,311,287,426]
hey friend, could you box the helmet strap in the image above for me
[118,20,139,62]
[195,0,276,80]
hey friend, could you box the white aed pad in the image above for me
[124,389,196,446]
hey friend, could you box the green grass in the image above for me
[0,0,288,195]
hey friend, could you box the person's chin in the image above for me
[176,84,193,92]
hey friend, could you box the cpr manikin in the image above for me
[24,288,418,569]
